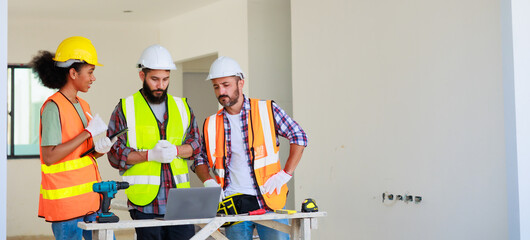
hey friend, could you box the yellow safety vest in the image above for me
[204,99,287,210]
[121,91,191,206]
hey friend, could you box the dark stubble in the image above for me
[218,86,240,108]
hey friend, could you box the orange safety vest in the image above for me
[38,92,101,222]
[204,99,287,210]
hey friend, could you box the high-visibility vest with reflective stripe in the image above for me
[38,92,101,222]
[204,99,287,210]
[121,91,191,206]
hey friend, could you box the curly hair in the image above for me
[30,51,84,89]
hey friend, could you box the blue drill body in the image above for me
[92,181,129,223]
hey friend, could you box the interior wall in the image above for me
[183,72,218,133]
[510,0,530,239]
[1,0,8,238]
[247,0,294,209]
[291,0,508,239]
[159,0,249,100]
[7,17,159,236]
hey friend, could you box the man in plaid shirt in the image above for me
[193,56,307,240]
[107,45,201,240]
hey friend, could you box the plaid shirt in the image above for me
[193,95,307,208]
[107,92,201,215]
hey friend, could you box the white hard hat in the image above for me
[137,44,177,70]
[206,56,245,81]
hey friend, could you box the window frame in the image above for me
[7,64,40,159]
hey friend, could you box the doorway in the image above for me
[180,54,219,187]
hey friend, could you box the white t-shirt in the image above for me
[224,113,257,197]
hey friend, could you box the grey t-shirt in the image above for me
[149,100,166,123]
[41,101,88,146]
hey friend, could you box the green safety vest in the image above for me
[121,91,191,206]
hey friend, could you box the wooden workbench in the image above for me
[78,211,326,240]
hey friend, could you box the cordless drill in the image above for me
[92,181,129,223]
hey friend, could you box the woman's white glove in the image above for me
[204,179,224,202]
[85,113,108,137]
[147,140,176,163]
[94,137,117,154]
[263,170,292,195]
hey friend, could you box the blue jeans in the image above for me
[225,218,290,240]
[51,213,96,240]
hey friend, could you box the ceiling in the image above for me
[8,0,220,22]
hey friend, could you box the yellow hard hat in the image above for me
[53,36,103,66]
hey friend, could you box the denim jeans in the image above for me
[225,218,290,240]
[51,213,96,240]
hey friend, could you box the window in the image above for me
[7,65,55,159]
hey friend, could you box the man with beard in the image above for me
[107,44,200,240]
[193,56,308,240]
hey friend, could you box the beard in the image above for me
[142,81,168,104]
[217,87,240,108]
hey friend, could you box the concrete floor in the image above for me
[7,229,135,240]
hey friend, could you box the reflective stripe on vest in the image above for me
[40,181,97,200]
[254,100,280,170]
[122,173,189,185]
[41,156,95,174]
[205,113,225,184]
[121,92,191,206]
[204,99,287,210]
[38,92,101,222]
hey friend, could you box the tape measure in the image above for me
[274,209,297,214]
[301,198,318,212]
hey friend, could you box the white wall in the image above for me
[160,0,249,98]
[291,0,508,239]
[247,0,294,209]
[1,0,8,238]
[7,17,159,237]
[510,0,530,239]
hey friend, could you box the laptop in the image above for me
[163,187,222,220]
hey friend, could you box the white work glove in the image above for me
[94,137,117,154]
[263,170,292,195]
[204,179,224,202]
[85,113,108,137]
[147,140,176,163]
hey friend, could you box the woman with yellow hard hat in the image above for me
[31,36,114,240]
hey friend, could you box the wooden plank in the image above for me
[105,230,114,240]
[191,218,225,240]
[252,220,290,234]
[197,223,229,240]
[78,212,327,231]
[310,218,318,229]
[77,212,327,240]
[95,229,112,240]
[291,219,301,239]
[303,218,311,240]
